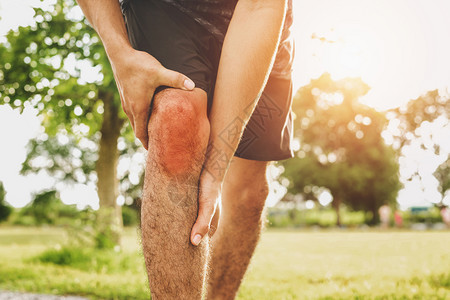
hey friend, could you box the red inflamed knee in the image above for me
[149,89,209,176]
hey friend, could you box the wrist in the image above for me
[104,40,134,64]
[202,170,224,186]
[200,171,223,195]
[202,141,234,185]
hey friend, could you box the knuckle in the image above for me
[155,67,166,82]
[159,69,181,87]
[175,73,184,85]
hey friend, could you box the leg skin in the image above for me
[206,157,269,300]
[141,88,210,299]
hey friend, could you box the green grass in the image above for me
[0,226,449,299]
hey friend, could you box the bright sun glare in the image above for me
[324,27,378,80]
[291,0,450,111]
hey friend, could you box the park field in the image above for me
[0,227,449,299]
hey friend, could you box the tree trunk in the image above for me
[95,91,124,247]
[333,197,342,227]
[368,200,380,226]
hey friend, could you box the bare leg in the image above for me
[207,157,269,300]
[141,88,210,299]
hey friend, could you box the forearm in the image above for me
[76,0,132,60]
[203,0,287,181]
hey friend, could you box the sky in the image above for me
[0,0,449,209]
[291,0,450,111]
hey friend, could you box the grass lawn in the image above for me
[0,226,449,299]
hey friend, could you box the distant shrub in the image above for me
[94,230,117,250]
[37,247,92,267]
[34,246,139,273]
[267,212,292,228]
[402,207,442,224]
[0,181,12,223]
[10,215,36,226]
[122,205,139,226]
[429,273,450,289]
[16,190,79,225]
[267,207,366,228]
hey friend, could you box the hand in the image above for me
[190,171,222,246]
[111,48,195,149]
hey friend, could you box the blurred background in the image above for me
[0,0,449,299]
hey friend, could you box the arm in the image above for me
[190,0,287,245]
[76,0,195,148]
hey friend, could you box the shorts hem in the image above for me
[192,80,209,96]
[233,151,294,162]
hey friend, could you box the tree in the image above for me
[388,89,449,149]
[20,190,79,225]
[281,73,401,225]
[388,89,450,204]
[0,0,140,244]
[434,155,450,197]
[0,181,12,222]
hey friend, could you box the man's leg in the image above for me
[141,88,210,299]
[206,157,269,299]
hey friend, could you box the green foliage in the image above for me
[0,0,122,132]
[2,228,450,300]
[434,154,450,196]
[401,207,442,224]
[389,89,450,151]
[15,190,78,225]
[64,208,117,249]
[94,230,117,249]
[0,0,128,163]
[21,135,98,184]
[388,89,450,199]
[0,0,145,238]
[281,73,401,223]
[267,207,366,228]
[429,273,450,289]
[267,207,445,228]
[35,247,92,268]
[121,205,139,226]
[34,246,139,273]
[0,182,13,222]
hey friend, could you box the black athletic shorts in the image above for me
[121,0,294,161]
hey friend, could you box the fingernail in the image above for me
[184,79,195,90]
[192,234,202,246]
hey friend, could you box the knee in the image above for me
[149,88,209,176]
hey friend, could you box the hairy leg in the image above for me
[207,157,269,300]
[141,88,210,299]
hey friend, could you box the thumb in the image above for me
[158,68,195,91]
[190,199,216,246]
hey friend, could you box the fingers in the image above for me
[115,59,195,152]
[158,68,195,91]
[208,204,221,238]
[190,198,216,246]
[134,110,149,150]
